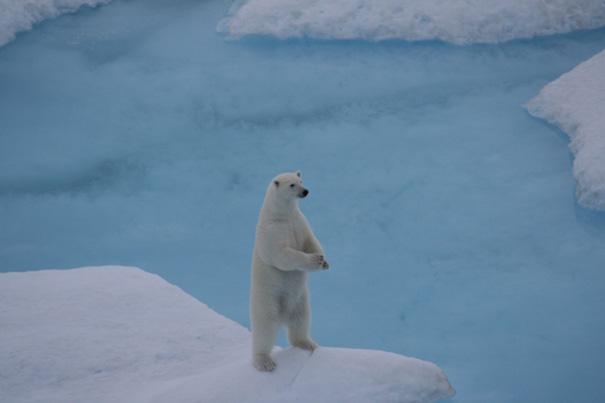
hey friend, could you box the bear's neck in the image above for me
[261,192,299,221]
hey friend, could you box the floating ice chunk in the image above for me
[0,0,111,47]
[526,49,605,211]
[218,0,605,44]
[0,266,454,403]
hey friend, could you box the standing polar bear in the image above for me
[250,171,329,371]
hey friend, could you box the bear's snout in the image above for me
[300,188,309,198]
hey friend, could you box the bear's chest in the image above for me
[282,220,306,249]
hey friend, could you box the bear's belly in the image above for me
[253,257,306,296]
[267,264,306,293]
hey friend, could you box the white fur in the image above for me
[250,172,329,371]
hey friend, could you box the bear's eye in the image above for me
[290,184,295,188]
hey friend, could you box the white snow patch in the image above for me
[138,347,454,403]
[0,0,111,47]
[218,0,605,45]
[0,266,455,403]
[525,49,605,211]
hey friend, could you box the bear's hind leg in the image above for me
[287,293,318,352]
[252,315,279,371]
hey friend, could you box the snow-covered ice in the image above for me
[0,266,249,403]
[0,266,454,403]
[219,0,605,44]
[0,0,111,47]
[526,49,605,210]
[143,347,454,403]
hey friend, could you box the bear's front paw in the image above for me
[253,353,276,372]
[309,254,329,270]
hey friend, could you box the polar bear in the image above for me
[250,171,329,371]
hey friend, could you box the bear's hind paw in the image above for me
[253,354,276,372]
[292,339,318,352]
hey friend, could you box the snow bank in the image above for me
[0,266,455,403]
[525,50,605,211]
[218,0,605,45]
[0,0,111,47]
[0,266,249,403]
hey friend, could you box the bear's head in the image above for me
[271,171,309,200]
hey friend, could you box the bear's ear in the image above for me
[274,180,280,187]
[296,171,301,178]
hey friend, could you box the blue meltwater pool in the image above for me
[1,1,605,401]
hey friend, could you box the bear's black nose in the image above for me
[301,189,309,197]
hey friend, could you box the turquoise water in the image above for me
[1,1,605,401]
